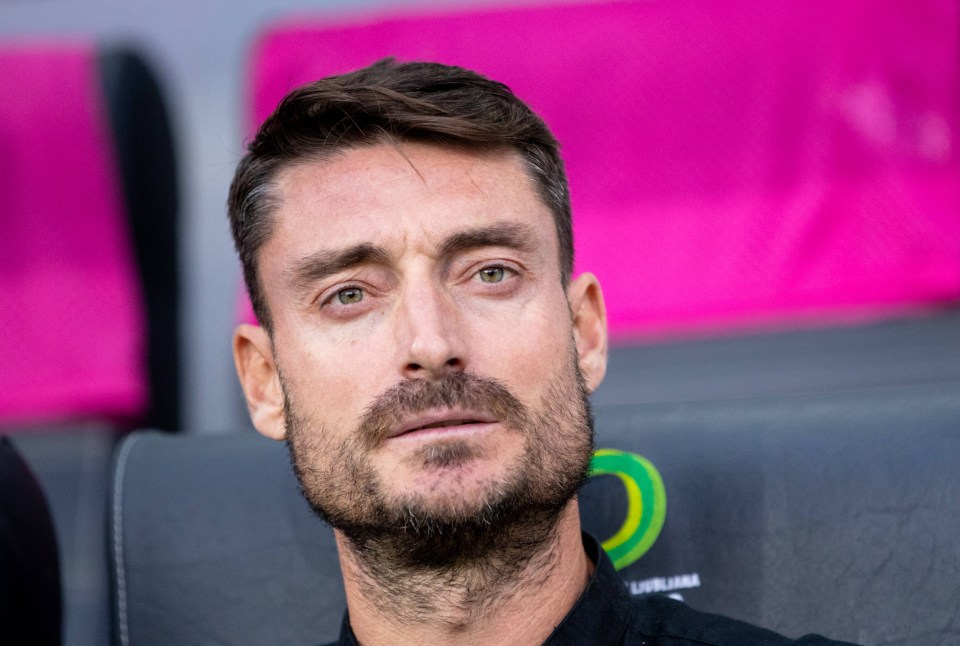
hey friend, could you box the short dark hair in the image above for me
[228,58,573,332]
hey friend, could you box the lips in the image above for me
[413,419,476,431]
[389,411,496,439]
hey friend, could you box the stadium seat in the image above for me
[0,43,179,431]
[1,40,180,646]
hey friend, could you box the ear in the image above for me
[567,273,608,393]
[233,324,286,440]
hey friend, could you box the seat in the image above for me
[0,40,180,646]
[0,43,179,431]
[108,314,960,646]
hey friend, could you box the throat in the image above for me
[337,503,591,646]
[340,503,567,630]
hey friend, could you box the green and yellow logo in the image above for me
[588,449,667,571]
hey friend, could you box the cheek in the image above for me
[278,335,383,433]
[468,299,573,395]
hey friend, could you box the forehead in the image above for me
[262,142,558,265]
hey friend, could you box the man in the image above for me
[229,59,853,645]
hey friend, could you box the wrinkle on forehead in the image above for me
[266,142,554,273]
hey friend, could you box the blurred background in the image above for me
[1,0,958,644]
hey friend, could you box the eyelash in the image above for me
[320,284,365,308]
[317,262,520,310]
[476,263,505,280]
[473,262,522,286]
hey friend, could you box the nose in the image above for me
[396,278,466,380]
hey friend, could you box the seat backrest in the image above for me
[0,43,179,430]
[99,48,181,431]
[109,318,960,645]
[244,0,960,338]
[587,385,960,645]
[0,43,145,426]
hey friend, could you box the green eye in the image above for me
[479,267,505,283]
[337,288,363,305]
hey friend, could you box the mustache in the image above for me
[357,372,529,449]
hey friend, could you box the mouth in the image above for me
[389,412,497,439]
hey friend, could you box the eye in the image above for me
[336,287,364,305]
[478,266,505,283]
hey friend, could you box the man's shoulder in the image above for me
[623,594,858,646]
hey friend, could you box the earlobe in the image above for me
[233,324,286,441]
[567,273,608,393]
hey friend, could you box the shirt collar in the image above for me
[542,532,633,644]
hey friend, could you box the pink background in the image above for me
[247,0,960,340]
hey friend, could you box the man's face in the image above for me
[238,142,607,564]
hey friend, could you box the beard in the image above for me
[282,345,594,580]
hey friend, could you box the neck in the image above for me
[336,500,593,646]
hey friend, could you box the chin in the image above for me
[347,471,568,571]
[399,472,512,518]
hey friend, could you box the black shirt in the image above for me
[326,533,858,645]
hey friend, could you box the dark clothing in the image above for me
[0,437,62,646]
[325,533,857,645]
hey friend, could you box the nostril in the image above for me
[403,358,462,377]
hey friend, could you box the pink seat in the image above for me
[245,0,960,340]
[0,43,147,425]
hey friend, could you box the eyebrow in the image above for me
[436,222,539,258]
[285,243,391,293]
[284,221,540,293]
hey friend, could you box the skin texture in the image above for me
[234,142,608,645]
